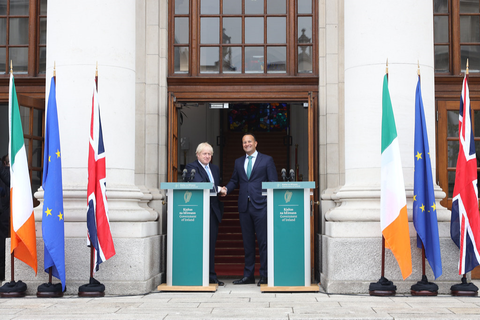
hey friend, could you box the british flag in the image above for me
[87,79,115,273]
[451,74,480,275]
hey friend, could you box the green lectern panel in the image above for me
[273,189,305,286]
[172,189,203,285]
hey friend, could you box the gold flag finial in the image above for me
[54,61,56,77]
[417,60,420,76]
[10,60,12,74]
[386,59,388,74]
[96,61,98,77]
[466,59,469,75]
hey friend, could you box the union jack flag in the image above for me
[87,78,115,273]
[451,74,480,275]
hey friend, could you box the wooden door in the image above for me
[167,92,179,182]
[16,94,45,207]
[308,92,320,281]
[437,100,480,209]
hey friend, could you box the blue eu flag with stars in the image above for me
[42,76,66,290]
[413,75,442,279]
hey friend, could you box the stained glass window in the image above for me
[228,103,288,132]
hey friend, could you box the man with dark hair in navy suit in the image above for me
[220,133,278,286]
[186,142,224,286]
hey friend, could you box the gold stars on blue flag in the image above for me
[412,75,442,279]
[41,76,66,291]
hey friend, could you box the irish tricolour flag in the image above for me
[9,73,37,274]
[380,74,411,280]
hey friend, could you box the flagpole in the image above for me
[381,60,388,280]
[48,62,57,285]
[1,61,27,298]
[36,63,65,297]
[9,60,15,284]
[369,59,396,296]
[89,62,99,281]
[462,58,469,286]
[418,62,427,280]
[463,58,468,285]
[450,58,478,296]
[79,62,106,297]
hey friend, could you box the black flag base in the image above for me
[37,282,64,298]
[0,280,27,298]
[451,277,478,296]
[78,277,105,297]
[369,276,396,296]
[410,275,438,296]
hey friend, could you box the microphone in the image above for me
[189,169,196,182]
[281,168,287,181]
[182,169,187,182]
[289,169,295,181]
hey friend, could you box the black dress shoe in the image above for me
[257,277,267,286]
[233,276,255,284]
[209,279,225,286]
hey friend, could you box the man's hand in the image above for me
[219,186,227,197]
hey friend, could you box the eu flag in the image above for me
[42,76,66,290]
[413,75,442,279]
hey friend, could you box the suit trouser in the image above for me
[0,236,5,281]
[209,211,220,281]
[239,202,267,278]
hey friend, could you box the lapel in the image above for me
[195,161,209,182]
[246,152,262,179]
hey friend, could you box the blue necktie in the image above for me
[246,156,253,179]
[205,165,214,183]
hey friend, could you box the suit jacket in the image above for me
[185,160,223,223]
[225,152,278,213]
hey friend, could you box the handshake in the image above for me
[218,186,227,196]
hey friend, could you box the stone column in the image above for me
[17,0,161,295]
[321,0,455,293]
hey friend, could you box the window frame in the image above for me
[434,0,480,75]
[0,0,46,77]
[168,0,318,77]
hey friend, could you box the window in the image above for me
[0,0,47,76]
[434,0,480,74]
[170,0,316,76]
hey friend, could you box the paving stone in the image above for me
[389,314,480,320]
[288,313,393,319]
[448,307,480,314]
[2,284,480,319]
[373,306,453,314]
